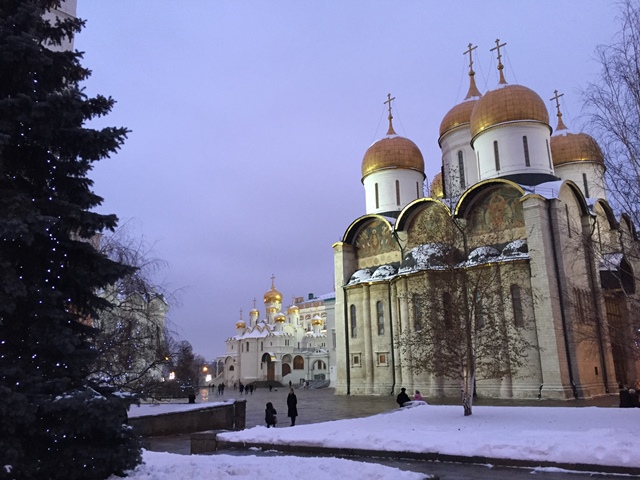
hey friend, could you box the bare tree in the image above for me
[583,0,640,226]
[89,225,178,397]
[396,203,538,416]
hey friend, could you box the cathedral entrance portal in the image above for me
[262,353,275,382]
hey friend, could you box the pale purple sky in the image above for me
[75,1,620,359]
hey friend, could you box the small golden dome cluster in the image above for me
[311,317,323,326]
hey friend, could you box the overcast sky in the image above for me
[75,1,621,360]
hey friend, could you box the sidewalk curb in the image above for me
[214,439,640,476]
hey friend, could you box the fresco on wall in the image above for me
[354,219,395,257]
[406,203,452,247]
[467,186,524,236]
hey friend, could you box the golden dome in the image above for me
[361,118,424,180]
[274,312,286,323]
[235,321,246,329]
[439,70,482,139]
[430,172,444,199]
[287,305,299,314]
[250,308,259,316]
[470,84,549,139]
[264,276,283,303]
[439,99,480,139]
[267,306,277,314]
[551,131,604,166]
[311,318,323,326]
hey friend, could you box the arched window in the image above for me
[493,141,500,171]
[282,363,291,376]
[523,136,530,166]
[229,365,234,371]
[314,360,326,370]
[375,183,379,209]
[350,304,357,338]
[376,301,384,335]
[395,180,401,205]
[511,285,524,328]
[458,150,465,188]
[546,139,552,169]
[293,355,304,370]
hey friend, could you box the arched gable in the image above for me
[620,213,638,241]
[400,200,456,249]
[459,180,526,241]
[593,199,618,230]
[343,214,397,260]
[558,180,590,217]
[396,197,451,231]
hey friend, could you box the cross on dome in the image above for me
[463,42,482,99]
[550,89,568,131]
[384,93,397,135]
[490,38,507,84]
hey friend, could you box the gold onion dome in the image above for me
[287,304,299,314]
[361,104,424,180]
[275,312,286,323]
[470,84,549,139]
[311,318,323,326]
[263,276,283,303]
[236,320,246,329]
[549,92,604,166]
[430,172,444,199]
[439,59,482,139]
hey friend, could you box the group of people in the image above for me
[396,387,425,407]
[265,388,298,428]
[238,382,255,395]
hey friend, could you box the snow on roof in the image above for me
[348,240,529,286]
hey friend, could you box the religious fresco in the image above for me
[467,186,524,236]
[406,203,453,247]
[353,219,395,258]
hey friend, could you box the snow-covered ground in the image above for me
[112,402,639,480]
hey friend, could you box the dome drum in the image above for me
[363,168,425,215]
[473,122,554,182]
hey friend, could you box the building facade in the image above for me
[221,278,336,387]
[333,44,640,400]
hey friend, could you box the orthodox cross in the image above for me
[239,308,243,320]
[252,298,257,309]
[550,89,567,130]
[270,273,276,288]
[490,39,507,83]
[384,93,396,135]
[463,43,478,74]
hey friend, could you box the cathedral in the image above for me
[333,41,640,400]
[221,277,336,387]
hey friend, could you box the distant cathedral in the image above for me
[333,41,639,400]
[221,277,336,387]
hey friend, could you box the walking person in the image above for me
[287,388,298,426]
[265,402,277,428]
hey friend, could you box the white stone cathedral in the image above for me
[333,41,640,400]
[221,277,336,388]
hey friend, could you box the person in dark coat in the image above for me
[287,388,298,426]
[265,402,277,428]
[396,387,410,407]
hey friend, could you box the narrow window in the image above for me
[546,140,552,169]
[350,304,357,338]
[523,136,530,166]
[376,301,384,335]
[565,204,572,238]
[395,180,401,206]
[261,341,263,351]
[416,181,420,198]
[375,183,379,209]
[475,292,485,329]
[477,151,481,177]
[413,297,422,331]
[511,284,524,328]
[458,150,466,188]
[246,342,250,352]
[352,355,360,366]
[582,173,590,197]
[493,141,500,171]
[443,292,452,327]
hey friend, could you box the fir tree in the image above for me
[0,1,142,478]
